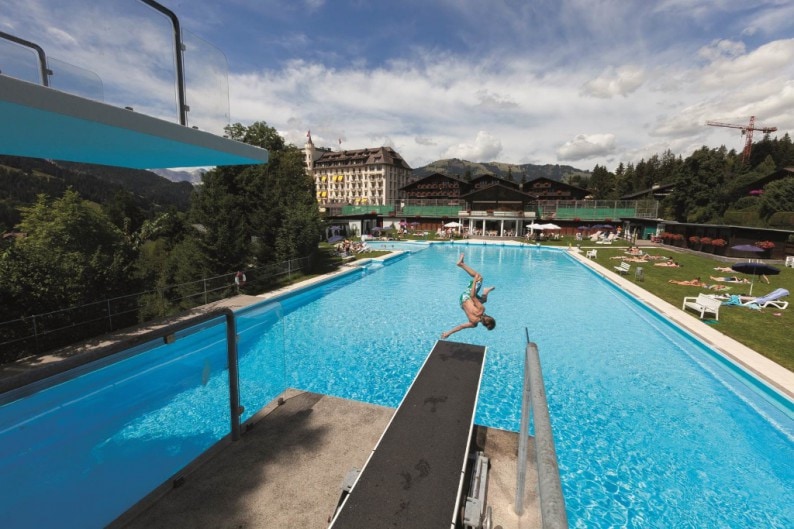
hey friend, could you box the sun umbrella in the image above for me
[538,223,561,230]
[731,244,764,254]
[328,235,344,244]
[444,221,462,228]
[577,225,590,230]
[370,226,384,232]
[526,223,544,234]
[731,262,780,296]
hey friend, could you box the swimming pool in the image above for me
[0,243,791,528]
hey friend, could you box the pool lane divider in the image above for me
[328,340,487,529]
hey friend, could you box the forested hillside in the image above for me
[413,158,590,183]
[0,122,323,363]
[0,155,193,231]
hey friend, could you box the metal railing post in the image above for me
[32,315,40,353]
[138,0,188,125]
[0,30,51,86]
[223,310,241,441]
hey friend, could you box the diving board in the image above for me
[0,75,269,169]
[329,340,487,529]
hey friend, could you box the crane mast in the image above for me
[706,116,777,163]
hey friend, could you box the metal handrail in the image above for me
[516,330,568,528]
[0,308,242,440]
[0,256,310,359]
[139,0,188,126]
[0,30,51,86]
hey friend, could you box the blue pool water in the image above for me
[0,242,792,528]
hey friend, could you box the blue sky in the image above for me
[2,0,794,170]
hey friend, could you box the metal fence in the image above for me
[322,199,659,220]
[0,256,310,362]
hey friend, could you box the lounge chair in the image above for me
[682,293,721,320]
[597,233,617,245]
[589,231,602,242]
[744,288,789,309]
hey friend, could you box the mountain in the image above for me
[412,158,590,183]
[152,168,206,185]
[0,155,194,229]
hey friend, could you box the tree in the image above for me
[225,122,286,152]
[758,177,794,220]
[0,190,136,319]
[179,122,322,282]
[588,165,614,199]
[666,147,729,222]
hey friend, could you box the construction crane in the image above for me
[706,115,777,163]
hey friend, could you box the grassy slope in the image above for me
[580,242,793,372]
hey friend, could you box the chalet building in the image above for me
[401,172,468,202]
[469,174,520,191]
[305,133,412,207]
[461,184,535,214]
[522,177,590,200]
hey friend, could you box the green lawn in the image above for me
[584,244,793,372]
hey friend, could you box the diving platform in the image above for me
[329,340,487,529]
[0,75,269,169]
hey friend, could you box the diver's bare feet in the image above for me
[482,286,495,296]
[457,253,464,266]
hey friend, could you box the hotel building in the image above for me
[304,133,413,207]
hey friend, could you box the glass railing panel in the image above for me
[105,0,179,122]
[236,302,288,423]
[47,56,104,102]
[183,29,230,135]
[0,37,41,84]
[0,316,234,528]
[3,1,236,131]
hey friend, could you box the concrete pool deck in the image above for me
[118,390,541,529]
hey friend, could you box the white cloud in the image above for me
[699,39,794,89]
[697,39,746,62]
[581,66,646,99]
[557,134,617,161]
[4,0,794,172]
[443,131,503,162]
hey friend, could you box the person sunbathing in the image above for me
[668,277,706,286]
[710,275,749,283]
[707,284,731,291]
[713,266,733,272]
[654,261,681,267]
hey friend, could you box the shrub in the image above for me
[688,236,700,244]
[700,237,713,246]
[711,238,727,247]
[755,240,775,249]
